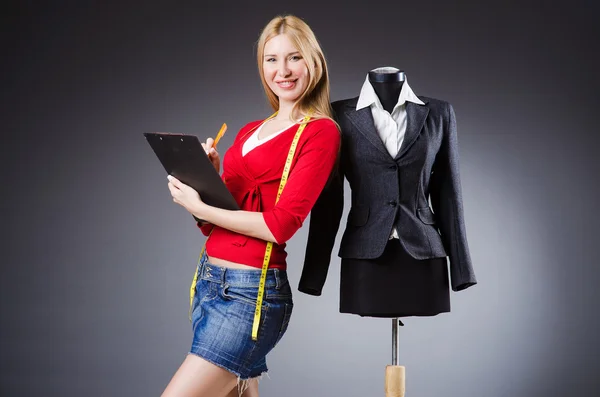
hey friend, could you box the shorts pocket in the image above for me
[221,284,260,307]
[275,302,293,345]
[191,280,218,332]
[266,278,293,301]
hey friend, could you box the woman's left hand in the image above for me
[167,175,204,215]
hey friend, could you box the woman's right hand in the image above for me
[201,137,221,173]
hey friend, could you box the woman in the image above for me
[161,14,340,397]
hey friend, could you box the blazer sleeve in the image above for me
[430,103,477,291]
[298,122,346,296]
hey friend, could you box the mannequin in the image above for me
[339,67,451,318]
[368,69,405,113]
[299,66,476,396]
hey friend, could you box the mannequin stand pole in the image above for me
[392,318,401,365]
[385,318,405,397]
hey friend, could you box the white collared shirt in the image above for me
[356,72,425,158]
[356,71,425,239]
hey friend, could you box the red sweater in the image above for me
[198,117,340,270]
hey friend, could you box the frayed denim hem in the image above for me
[186,352,269,395]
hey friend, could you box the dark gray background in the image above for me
[2,1,599,396]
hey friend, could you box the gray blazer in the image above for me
[299,96,477,293]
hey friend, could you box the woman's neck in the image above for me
[276,100,301,121]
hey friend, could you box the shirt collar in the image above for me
[356,72,425,112]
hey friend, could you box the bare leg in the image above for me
[225,378,259,397]
[161,353,238,397]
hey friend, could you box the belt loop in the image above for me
[198,257,205,276]
[274,268,281,290]
[221,267,227,285]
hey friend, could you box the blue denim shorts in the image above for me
[188,252,294,380]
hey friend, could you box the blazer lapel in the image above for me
[345,107,390,158]
[396,102,429,159]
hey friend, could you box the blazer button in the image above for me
[389,164,397,170]
[388,200,397,207]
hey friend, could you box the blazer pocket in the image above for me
[348,206,369,226]
[417,207,436,225]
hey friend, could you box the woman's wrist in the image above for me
[191,201,209,222]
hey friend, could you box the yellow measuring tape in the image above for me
[189,112,312,342]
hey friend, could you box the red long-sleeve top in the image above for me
[198,117,340,270]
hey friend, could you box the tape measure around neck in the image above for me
[251,112,311,340]
[189,112,313,335]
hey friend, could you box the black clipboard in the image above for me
[144,132,240,211]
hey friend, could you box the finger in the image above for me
[167,184,179,198]
[167,175,181,187]
[206,137,214,150]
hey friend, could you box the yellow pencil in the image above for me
[213,123,227,149]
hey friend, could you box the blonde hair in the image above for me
[256,15,335,125]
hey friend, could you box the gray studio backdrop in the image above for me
[2,1,599,396]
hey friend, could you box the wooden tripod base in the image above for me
[385,365,405,397]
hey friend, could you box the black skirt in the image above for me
[340,239,450,318]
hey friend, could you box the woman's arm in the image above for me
[193,203,277,243]
[167,120,340,244]
[167,176,277,242]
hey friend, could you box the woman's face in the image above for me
[262,34,309,106]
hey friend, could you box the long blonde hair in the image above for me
[256,15,335,124]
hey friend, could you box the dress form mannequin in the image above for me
[368,68,405,113]
[299,65,476,397]
[367,66,441,397]
[339,68,450,318]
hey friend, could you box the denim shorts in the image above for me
[188,252,294,380]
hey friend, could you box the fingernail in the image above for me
[167,175,173,180]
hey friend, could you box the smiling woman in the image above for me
[161,14,340,397]
[263,37,308,107]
